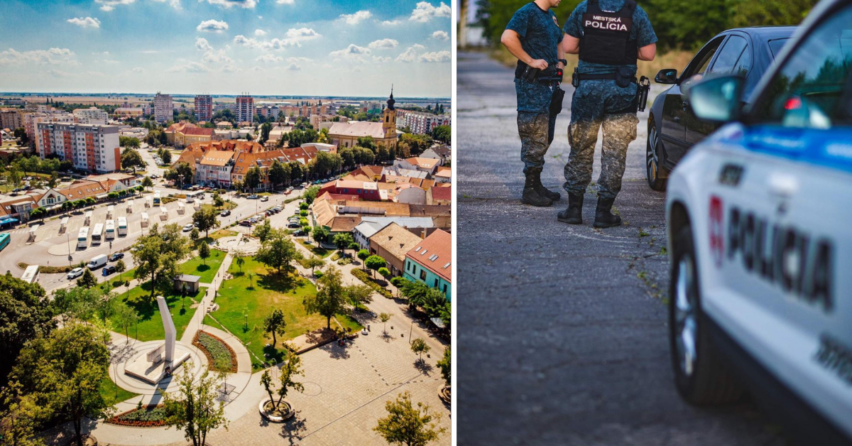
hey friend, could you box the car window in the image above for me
[709,35,748,75]
[732,43,752,77]
[768,38,789,58]
[752,7,852,128]
[682,36,725,79]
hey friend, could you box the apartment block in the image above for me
[0,110,21,130]
[397,110,450,134]
[195,95,213,122]
[35,122,121,173]
[73,107,109,125]
[236,94,254,124]
[153,92,173,124]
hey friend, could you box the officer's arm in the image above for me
[562,34,580,55]
[501,29,548,69]
[638,43,657,61]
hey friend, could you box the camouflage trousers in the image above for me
[563,80,639,199]
[518,111,558,174]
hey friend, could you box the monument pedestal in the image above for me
[124,349,191,385]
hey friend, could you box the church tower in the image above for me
[382,86,397,139]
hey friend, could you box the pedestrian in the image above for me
[501,0,566,207]
[557,0,657,227]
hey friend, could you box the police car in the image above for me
[665,0,852,443]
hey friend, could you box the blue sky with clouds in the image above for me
[0,0,452,98]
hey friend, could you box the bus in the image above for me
[153,192,161,206]
[0,233,10,252]
[105,220,115,240]
[77,227,89,249]
[117,217,127,236]
[20,265,39,284]
[92,223,104,245]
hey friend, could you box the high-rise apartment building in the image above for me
[35,122,121,173]
[73,107,109,125]
[236,94,254,124]
[153,93,173,124]
[0,110,21,130]
[195,95,213,122]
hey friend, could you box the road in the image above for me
[456,52,786,445]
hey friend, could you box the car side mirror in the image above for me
[683,75,744,123]
[654,69,678,84]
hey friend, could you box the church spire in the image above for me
[387,85,395,110]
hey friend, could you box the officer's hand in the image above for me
[529,59,548,70]
[556,61,564,70]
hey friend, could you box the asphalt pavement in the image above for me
[456,52,786,445]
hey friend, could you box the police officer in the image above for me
[557,0,657,227]
[501,0,565,207]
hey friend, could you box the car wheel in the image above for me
[669,224,742,404]
[646,124,668,191]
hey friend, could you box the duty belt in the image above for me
[571,72,637,85]
[515,62,563,84]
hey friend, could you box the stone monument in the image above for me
[124,296,191,384]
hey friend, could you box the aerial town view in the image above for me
[0,1,452,445]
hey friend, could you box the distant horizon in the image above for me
[0,92,451,101]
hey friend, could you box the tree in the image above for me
[374,391,445,446]
[258,122,272,144]
[247,272,255,289]
[115,302,136,341]
[346,284,373,309]
[410,338,430,364]
[333,233,353,254]
[365,255,386,279]
[357,249,370,271]
[255,229,298,276]
[303,185,320,204]
[162,363,229,446]
[253,219,272,242]
[378,267,391,281]
[431,125,450,144]
[198,242,210,265]
[263,309,286,348]
[213,192,225,208]
[311,225,329,244]
[303,256,324,276]
[192,206,218,238]
[260,370,275,408]
[0,275,53,388]
[161,149,172,164]
[132,224,190,302]
[189,228,199,243]
[244,166,261,192]
[166,162,193,189]
[121,148,145,173]
[9,322,113,446]
[234,253,245,274]
[115,259,126,285]
[303,266,347,329]
[277,349,304,408]
[379,313,391,334]
[142,176,154,190]
[437,346,450,388]
[0,387,41,446]
[76,268,97,289]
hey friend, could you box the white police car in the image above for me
[665,0,852,443]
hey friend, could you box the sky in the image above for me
[0,0,452,98]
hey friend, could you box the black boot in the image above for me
[532,171,561,201]
[521,171,553,207]
[557,193,584,224]
[593,197,622,228]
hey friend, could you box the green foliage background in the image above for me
[475,0,817,51]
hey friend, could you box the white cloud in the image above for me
[233,28,319,50]
[381,20,402,25]
[277,0,295,3]
[200,0,257,9]
[67,17,101,29]
[48,69,70,78]
[202,49,233,64]
[221,64,239,72]
[256,54,283,63]
[195,37,213,52]
[368,39,399,50]
[258,15,263,19]
[140,50,159,54]
[86,71,106,77]
[130,67,145,74]
[286,63,301,71]
[151,0,181,9]
[329,44,371,63]
[92,51,110,56]
[0,48,75,66]
[410,2,451,22]
[419,50,450,63]
[167,61,211,73]
[338,10,372,25]
[254,29,266,36]
[95,0,136,12]
[197,20,229,33]
[286,57,311,63]
[372,56,391,63]
[395,44,425,62]
[431,30,449,40]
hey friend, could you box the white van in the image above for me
[87,254,108,270]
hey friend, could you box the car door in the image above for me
[684,34,752,148]
[661,36,725,168]
[707,8,852,434]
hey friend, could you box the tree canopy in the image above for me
[0,274,53,388]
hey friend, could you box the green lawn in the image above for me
[100,376,139,406]
[299,240,332,258]
[178,248,225,283]
[112,281,206,342]
[199,229,237,246]
[203,257,361,368]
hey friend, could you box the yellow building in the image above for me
[165,121,214,148]
[327,91,398,150]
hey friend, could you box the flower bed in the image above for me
[193,331,238,373]
[106,405,167,427]
[351,269,393,299]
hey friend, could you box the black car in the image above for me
[109,252,124,262]
[646,26,795,190]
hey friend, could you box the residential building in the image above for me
[394,157,440,175]
[236,94,254,124]
[114,108,144,120]
[0,195,38,222]
[403,229,452,299]
[368,223,423,277]
[73,107,108,125]
[230,146,319,190]
[35,174,136,209]
[319,180,387,201]
[196,150,235,187]
[119,127,149,139]
[195,95,213,122]
[24,110,74,143]
[420,145,451,164]
[35,122,120,173]
[427,186,451,205]
[165,121,214,148]
[397,109,450,134]
[0,109,21,130]
[327,91,398,149]
[434,166,451,184]
[312,198,450,233]
[153,92,173,124]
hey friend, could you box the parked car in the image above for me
[260,196,269,202]
[646,26,796,191]
[220,210,231,217]
[108,252,124,262]
[186,197,195,204]
[102,265,116,276]
[239,220,252,227]
[293,230,306,236]
[665,1,852,441]
[287,222,300,228]
[247,194,259,200]
[182,224,193,232]
[67,267,84,280]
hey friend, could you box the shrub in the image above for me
[107,405,168,427]
[193,331,237,373]
[351,269,393,299]
[299,210,308,217]
[314,270,324,278]
[299,202,308,210]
